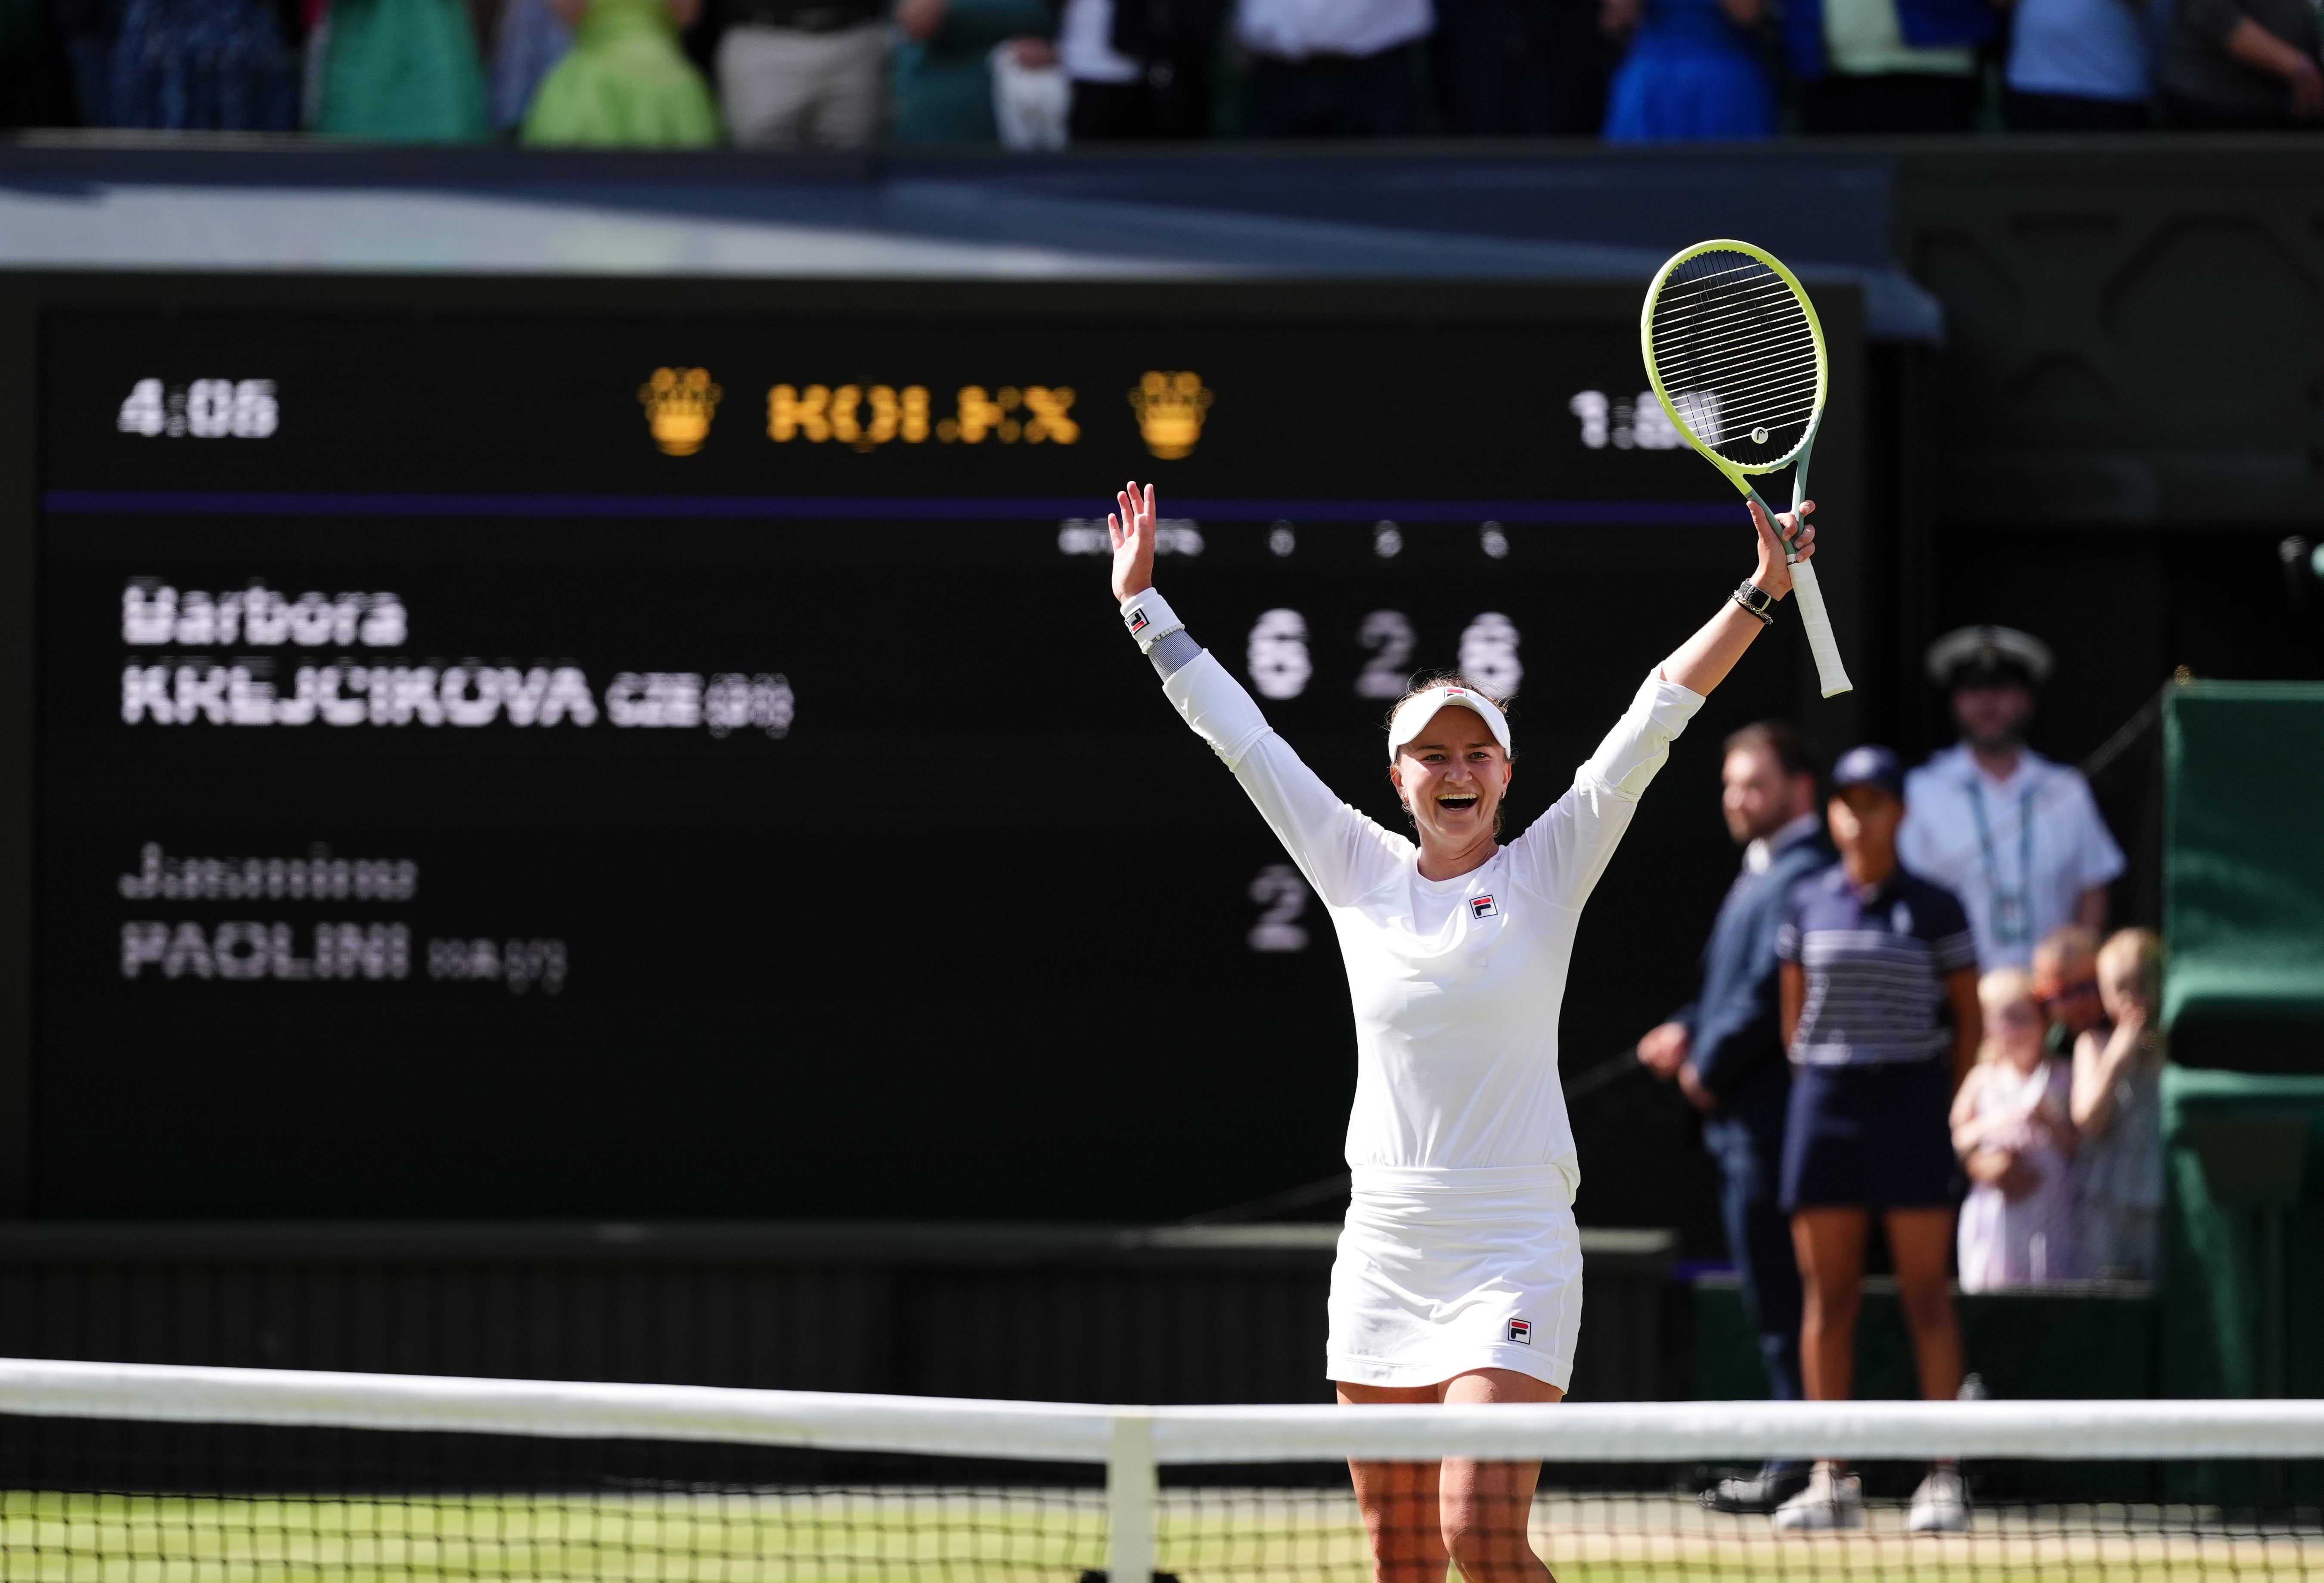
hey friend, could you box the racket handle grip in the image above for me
[1787,557,1853,698]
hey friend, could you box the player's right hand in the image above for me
[1109,480,1157,604]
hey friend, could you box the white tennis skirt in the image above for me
[1325,1164,1583,1393]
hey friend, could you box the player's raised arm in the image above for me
[1108,481,1157,607]
[1657,500,1819,697]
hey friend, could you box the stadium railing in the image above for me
[0,1356,2317,1580]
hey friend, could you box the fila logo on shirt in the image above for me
[1507,1319,1532,1345]
[1469,895,1499,920]
[1127,605,1151,633]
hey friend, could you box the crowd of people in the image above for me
[1637,622,2165,1533]
[7,0,2317,148]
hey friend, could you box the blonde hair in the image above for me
[2097,927,2163,1010]
[1976,967,2040,1064]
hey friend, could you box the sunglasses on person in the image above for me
[2036,978,2099,1004]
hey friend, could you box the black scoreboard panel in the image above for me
[12,277,1863,1223]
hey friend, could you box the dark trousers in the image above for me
[1704,1110,1806,1441]
[2003,88,2149,130]
[1070,72,1213,141]
[2157,90,2305,130]
[1246,43,1418,138]
[1799,71,1980,134]
[1432,0,1614,136]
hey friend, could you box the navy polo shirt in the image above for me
[1776,863,1976,1066]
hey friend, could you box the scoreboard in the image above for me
[6,276,1863,1223]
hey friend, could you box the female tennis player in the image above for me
[1107,481,1815,1583]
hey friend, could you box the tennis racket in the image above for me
[1640,240,1852,698]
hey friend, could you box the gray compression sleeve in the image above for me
[1149,627,1202,681]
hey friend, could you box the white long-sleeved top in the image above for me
[1163,648,1705,1198]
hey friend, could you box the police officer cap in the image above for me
[1924,624,2054,690]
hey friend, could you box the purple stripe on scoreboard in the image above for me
[43,490,1741,525]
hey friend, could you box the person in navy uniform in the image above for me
[1637,720,1830,1515]
[1771,745,1982,1535]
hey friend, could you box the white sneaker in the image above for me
[1770,1466,1865,1531]
[1907,1467,1970,1533]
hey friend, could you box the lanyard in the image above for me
[1966,779,2036,947]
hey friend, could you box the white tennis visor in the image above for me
[1385,686,1513,762]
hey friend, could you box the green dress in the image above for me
[522,0,720,147]
[891,0,1055,144]
[318,0,490,143]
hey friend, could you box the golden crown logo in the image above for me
[1128,371,1213,460]
[639,366,721,456]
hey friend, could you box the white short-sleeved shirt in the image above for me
[1234,0,1433,59]
[1896,743,2125,973]
[1164,651,1704,1199]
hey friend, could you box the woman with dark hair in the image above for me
[1106,479,1814,1583]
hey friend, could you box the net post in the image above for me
[1106,1407,1157,1583]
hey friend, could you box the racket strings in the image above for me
[1648,251,1820,462]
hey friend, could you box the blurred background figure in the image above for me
[1998,0,2151,129]
[1782,0,1994,133]
[1601,0,1775,140]
[717,0,886,149]
[1061,0,1225,141]
[316,0,492,140]
[2072,928,2166,1279]
[1953,967,2078,1291]
[891,0,1056,143]
[1433,0,1615,136]
[1234,0,1431,137]
[491,0,574,132]
[2032,925,2104,1058]
[524,0,718,144]
[96,0,300,131]
[1900,626,2124,974]
[1637,722,1827,1515]
[2159,0,2322,127]
[1773,746,1978,1534]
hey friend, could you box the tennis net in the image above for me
[0,1357,2317,1581]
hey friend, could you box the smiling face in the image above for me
[1389,704,1514,849]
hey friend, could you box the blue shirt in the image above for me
[2006,0,2150,103]
[1675,817,1835,1114]
[1776,864,1976,1067]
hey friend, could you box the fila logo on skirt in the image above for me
[1469,895,1499,920]
[1507,1319,1532,1344]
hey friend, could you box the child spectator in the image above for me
[1954,967,2078,1290]
[2032,925,2105,1058]
[1601,0,1777,140]
[2073,928,2166,1279]
[523,0,720,144]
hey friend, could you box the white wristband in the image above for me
[1120,589,1185,655]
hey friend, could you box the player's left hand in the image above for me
[1746,498,1815,599]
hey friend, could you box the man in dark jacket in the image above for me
[1639,720,1831,1513]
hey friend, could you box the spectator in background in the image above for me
[2032,924,2104,1060]
[1235,0,1431,137]
[1953,967,2078,1291]
[524,0,717,143]
[1601,0,1776,140]
[2073,928,2166,1279]
[1062,0,1225,140]
[1781,0,1995,133]
[317,0,491,140]
[891,0,1057,143]
[1637,722,1828,1515]
[1773,746,1977,1534]
[100,0,300,130]
[717,0,886,149]
[491,0,573,131]
[2159,0,2321,126]
[1899,626,2124,974]
[1998,0,2151,128]
[1435,0,1616,135]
